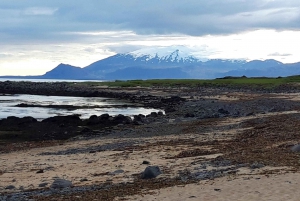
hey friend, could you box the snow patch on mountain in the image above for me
[128,46,208,63]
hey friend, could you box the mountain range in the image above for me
[2,46,300,80]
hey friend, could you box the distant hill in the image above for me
[217,62,300,78]
[105,67,190,80]
[2,46,300,80]
[42,64,93,79]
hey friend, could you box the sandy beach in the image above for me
[1,84,300,200]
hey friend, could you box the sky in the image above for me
[1,0,300,75]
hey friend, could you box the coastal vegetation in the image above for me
[76,75,300,88]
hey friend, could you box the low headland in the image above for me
[2,76,300,200]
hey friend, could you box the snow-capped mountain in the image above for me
[8,46,300,80]
[85,46,247,78]
[128,46,207,63]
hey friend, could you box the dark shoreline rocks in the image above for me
[0,81,185,112]
[0,110,168,142]
[2,80,300,143]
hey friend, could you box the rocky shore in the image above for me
[2,81,300,200]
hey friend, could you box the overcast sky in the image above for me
[1,0,300,75]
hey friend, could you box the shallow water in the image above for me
[0,94,161,120]
[0,78,105,82]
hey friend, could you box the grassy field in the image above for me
[73,75,300,88]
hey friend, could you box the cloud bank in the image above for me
[0,0,299,43]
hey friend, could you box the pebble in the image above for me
[5,185,16,190]
[39,183,48,187]
[142,160,150,165]
[109,169,124,175]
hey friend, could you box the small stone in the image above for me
[291,144,300,152]
[141,166,162,179]
[5,185,16,190]
[142,160,150,165]
[36,169,44,174]
[80,178,88,182]
[109,169,124,175]
[246,112,254,116]
[250,162,265,169]
[38,182,48,187]
[50,178,72,189]
[214,188,221,192]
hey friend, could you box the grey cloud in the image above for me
[106,44,145,54]
[0,0,299,44]
[23,7,58,16]
[0,53,13,58]
[268,52,292,57]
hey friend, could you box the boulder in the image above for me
[141,166,162,179]
[157,111,164,116]
[149,112,158,117]
[112,114,132,124]
[99,113,110,121]
[42,115,81,124]
[133,115,142,122]
[1,116,37,126]
[87,115,100,125]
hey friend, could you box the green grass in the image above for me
[72,75,300,88]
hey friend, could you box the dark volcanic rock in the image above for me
[158,111,164,116]
[141,166,162,179]
[42,115,81,124]
[36,169,44,174]
[161,96,185,103]
[250,162,265,169]
[0,116,37,126]
[99,113,110,120]
[50,179,72,189]
[109,169,124,175]
[5,185,16,190]
[87,115,100,125]
[291,144,300,152]
[149,112,158,117]
[112,114,132,124]
[38,182,48,187]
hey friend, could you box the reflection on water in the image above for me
[0,94,161,120]
[0,78,105,82]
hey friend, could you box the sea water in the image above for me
[0,94,161,120]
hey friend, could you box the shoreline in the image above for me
[2,81,300,200]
